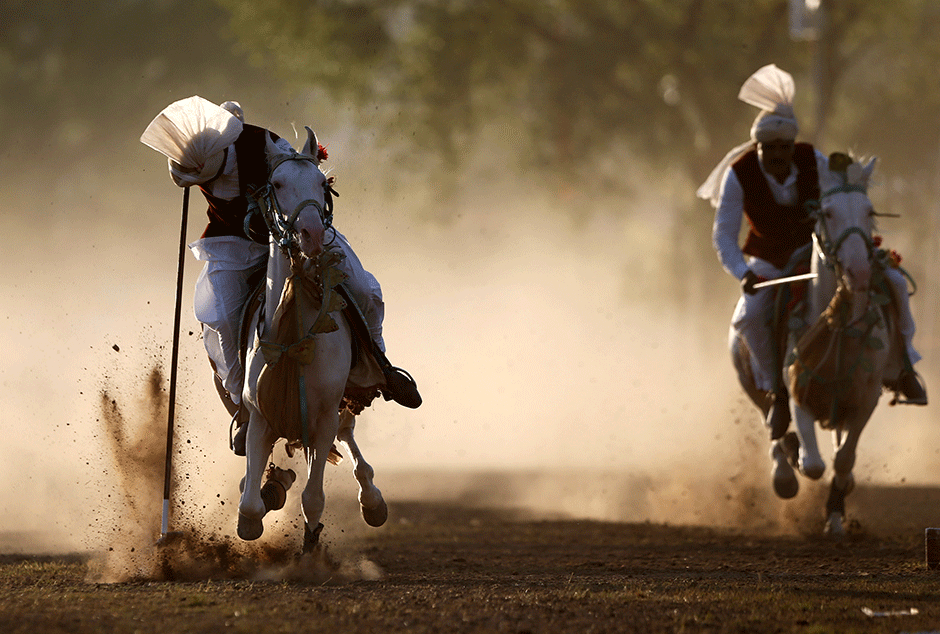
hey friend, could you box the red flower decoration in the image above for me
[872,235,883,248]
[889,250,902,267]
[317,144,328,162]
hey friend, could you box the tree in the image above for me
[214,1,940,193]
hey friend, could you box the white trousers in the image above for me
[190,232,385,404]
[731,257,919,393]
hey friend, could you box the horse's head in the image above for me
[815,153,878,294]
[264,126,329,259]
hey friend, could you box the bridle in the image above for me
[246,153,335,255]
[794,181,884,416]
[250,153,344,450]
[810,182,875,276]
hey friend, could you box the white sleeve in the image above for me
[712,168,750,280]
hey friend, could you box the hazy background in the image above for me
[2,1,940,554]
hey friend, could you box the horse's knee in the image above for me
[354,461,375,484]
[833,447,856,478]
[301,486,326,521]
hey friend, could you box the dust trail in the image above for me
[86,361,381,583]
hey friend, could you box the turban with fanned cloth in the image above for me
[697,64,800,206]
[140,95,244,187]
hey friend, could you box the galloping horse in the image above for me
[236,127,388,553]
[733,153,907,536]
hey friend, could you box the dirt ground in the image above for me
[2,476,940,634]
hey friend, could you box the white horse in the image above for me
[733,153,907,536]
[236,127,388,553]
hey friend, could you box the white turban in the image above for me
[697,64,799,205]
[140,95,244,187]
[750,105,798,143]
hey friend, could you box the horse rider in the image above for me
[153,98,421,455]
[698,65,927,441]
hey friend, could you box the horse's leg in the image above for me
[770,436,799,499]
[824,421,865,536]
[237,409,276,540]
[336,409,388,527]
[792,402,825,480]
[301,408,340,555]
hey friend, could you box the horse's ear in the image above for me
[264,132,282,161]
[302,126,320,165]
[861,157,877,185]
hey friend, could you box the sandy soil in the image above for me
[1,474,940,634]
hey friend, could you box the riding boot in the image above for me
[335,282,421,408]
[897,370,928,405]
[766,389,791,441]
[376,349,422,409]
[230,405,250,456]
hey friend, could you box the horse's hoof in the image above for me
[260,467,296,512]
[781,432,801,467]
[237,512,264,541]
[771,443,799,499]
[302,522,324,554]
[327,444,343,466]
[361,498,388,528]
[800,458,825,480]
[824,513,845,538]
[773,467,799,499]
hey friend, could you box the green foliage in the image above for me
[0,0,275,168]
[211,0,940,198]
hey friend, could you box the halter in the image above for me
[247,153,334,255]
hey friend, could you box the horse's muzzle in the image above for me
[295,211,325,258]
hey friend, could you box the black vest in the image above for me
[732,142,819,269]
[199,125,279,243]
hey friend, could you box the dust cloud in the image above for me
[0,104,938,569]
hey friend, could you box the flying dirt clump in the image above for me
[86,363,382,583]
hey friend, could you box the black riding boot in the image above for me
[767,388,791,441]
[898,369,928,405]
[230,406,250,456]
[377,353,422,409]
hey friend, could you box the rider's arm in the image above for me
[712,168,750,281]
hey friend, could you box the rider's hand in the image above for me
[741,270,762,295]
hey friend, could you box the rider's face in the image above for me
[758,139,795,183]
